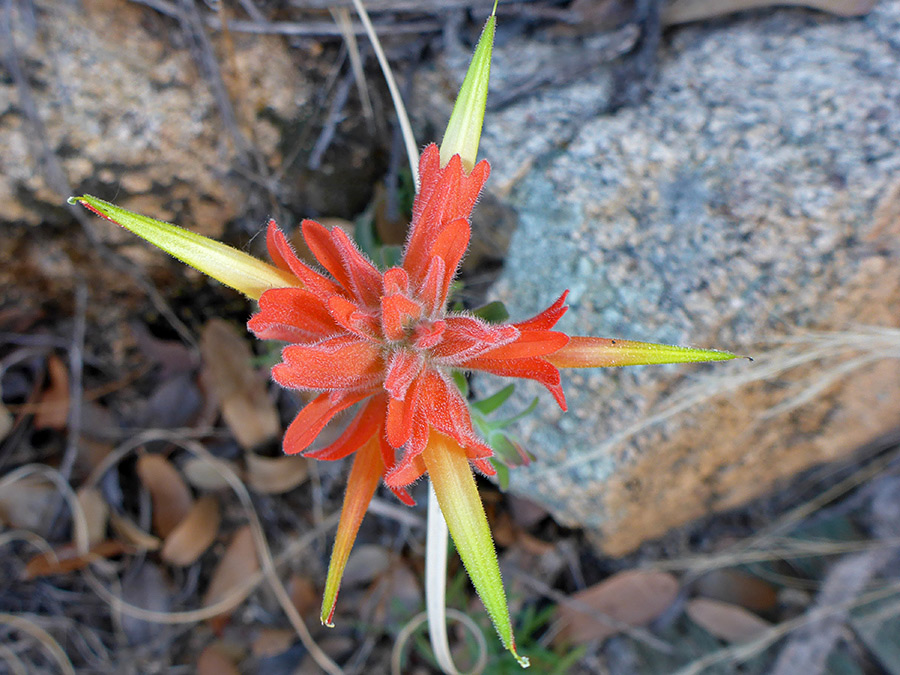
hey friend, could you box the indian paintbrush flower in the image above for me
[69,161,736,664]
[69,6,739,666]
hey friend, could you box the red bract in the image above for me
[248,143,570,500]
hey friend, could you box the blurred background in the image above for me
[2,0,900,672]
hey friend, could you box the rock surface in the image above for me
[466,6,900,554]
[1,0,312,234]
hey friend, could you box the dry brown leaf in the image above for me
[77,487,109,547]
[245,453,309,495]
[0,474,58,531]
[200,319,280,450]
[694,569,778,612]
[252,628,296,659]
[686,597,771,643]
[109,511,161,551]
[182,456,240,491]
[136,454,193,537]
[556,570,679,644]
[34,354,69,430]
[203,525,260,613]
[196,643,241,675]
[161,496,221,566]
[23,540,129,580]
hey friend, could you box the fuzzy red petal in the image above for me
[305,393,387,461]
[265,220,292,272]
[464,356,567,411]
[386,389,417,450]
[514,290,569,331]
[274,336,382,390]
[431,316,519,364]
[474,330,569,361]
[330,227,383,307]
[403,147,490,285]
[301,219,354,291]
[266,222,343,298]
[385,451,428,489]
[430,218,470,305]
[328,296,379,339]
[384,349,424,400]
[417,370,492,458]
[248,288,340,344]
[283,390,372,455]
[381,293,423,341]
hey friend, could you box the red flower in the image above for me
[249,143,569,501]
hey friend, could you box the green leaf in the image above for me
[423,431,529,668]
[70,195,299,300]
[548,336,743,369]
[439,4,497,171]
[452,370,470,398]
[471,384,516,415]
[472,300,510,324]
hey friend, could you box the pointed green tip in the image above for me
[67,196,81,206]
[70,194,300,300]
[440,10,497,170]
[548,337,746,369]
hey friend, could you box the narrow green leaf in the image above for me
[472,300,510,324]
[70,195,299,300]
[471,383,516,415]
[423,430,529,668]
[439,4,497,171]
[547,336,744,369]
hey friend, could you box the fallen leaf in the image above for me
[694,569,778,612]
[203,526,260,617]
[182,456,240,491]
[686,597,771,643]
[109,511,162,551]
[252,628,296,659]
[136,454,193,538]
[34,354,69,430]
[0,474,58,532]
[200,320,280,450]
[161,496,221,566]
[556,570,679,644]
[245,453,309,495]
[197,643,241,675]
[77,487,109,547]
[135,373,203,429]
[23,540,129,579]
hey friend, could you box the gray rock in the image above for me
[469,5,900,554]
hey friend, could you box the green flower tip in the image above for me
[70,194,300,301]
[440,5,497,171]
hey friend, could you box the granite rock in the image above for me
[468,6,900,554]
[1,0,312,233]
